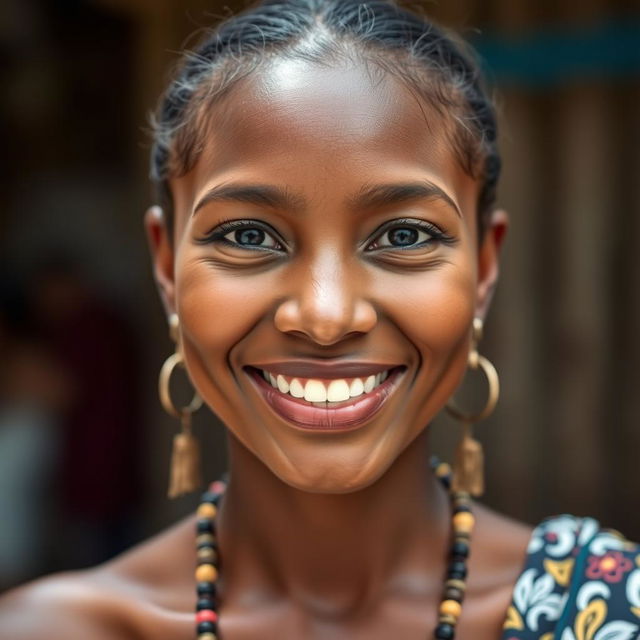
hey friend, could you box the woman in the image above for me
[1,1,638,638]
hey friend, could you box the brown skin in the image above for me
[0,60,532,639]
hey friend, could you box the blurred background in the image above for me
[0,0,638,591]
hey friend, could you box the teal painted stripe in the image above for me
[473,19,640,88]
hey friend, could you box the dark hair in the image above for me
[150,0,500,234]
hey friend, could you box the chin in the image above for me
[267,448,395,495]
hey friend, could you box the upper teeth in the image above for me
[261,369,390,403]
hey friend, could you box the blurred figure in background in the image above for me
[0,279,69,590]
[30,258,143,571]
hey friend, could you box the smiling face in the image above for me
[147,58,506,493]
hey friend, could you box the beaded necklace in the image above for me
[192,458,474,640]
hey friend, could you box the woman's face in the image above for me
[147,59,506,493]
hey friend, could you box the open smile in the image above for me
[245,364,406,431]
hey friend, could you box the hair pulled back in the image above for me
[150,0,500,232]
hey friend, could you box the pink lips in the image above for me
[247,367,403,431]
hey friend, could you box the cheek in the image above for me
[175,257,273,377]
[413,274,474,352]
[375,263,476,357]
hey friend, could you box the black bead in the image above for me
[448,560,467,580]
[196,597,217,611]
[451,541,469,559]
[439,475,451,489]
[444,586,464,602]
[196,581,217,597]
[453,504,471,514]
[197,621,218,634]
[200,491,218,504]
[435,623,455,639]
[197,518,214,534]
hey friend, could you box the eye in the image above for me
[198,219,285,252]
[224,227,281,249]
[366,220,446,251]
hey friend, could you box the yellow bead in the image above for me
[453,512,475,534]
[197,503,218,519]
[453,492,471,506]
[436,462,451,477]
[195,564,218,582]
[198,634,217,640]
[445,578,466,591]
[440,599,462,619]
[197,547,218,563]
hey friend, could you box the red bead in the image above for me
[209,481,226,494]
[196,609,218,624]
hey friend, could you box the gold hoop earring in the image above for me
[445,317,500,497]
[159,313,203,498]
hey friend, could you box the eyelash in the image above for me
[197,218,454,252]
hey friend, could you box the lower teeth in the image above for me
[311,399,355,408]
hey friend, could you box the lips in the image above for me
[245,364,405,431]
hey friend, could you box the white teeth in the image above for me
[289,378,305,398]
[260,368,393,402]
[276,374,289,393]
[363,375,376,393]
[304,379,327,402]
[349,378,364,398]
[327,379,350,402]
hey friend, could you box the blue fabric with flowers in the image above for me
[501,515,640,640]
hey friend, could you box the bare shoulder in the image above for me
[475,503,534,567]
[0,570,136,640]
[0,515,197,640]
[455,503,534,639]
[471,502,534,594]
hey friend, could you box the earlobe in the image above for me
[475,208,509,319]
[144,205,176,316]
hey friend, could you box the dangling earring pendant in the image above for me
[446,318,500,497]
[167,410,202,499]
[159,314,204,498]
[452,421,485,497]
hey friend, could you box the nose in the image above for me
[274,250,377,346]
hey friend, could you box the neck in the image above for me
[217,430,450,617]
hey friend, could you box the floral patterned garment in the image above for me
[501,515,640,640]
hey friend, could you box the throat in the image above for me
[214,434,453,612]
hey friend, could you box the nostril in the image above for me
[283,330,311,341]
[282,329,353,347]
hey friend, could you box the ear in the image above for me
[144,205,175,316]
[475,208,509,319]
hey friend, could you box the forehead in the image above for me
[179,58,477,213]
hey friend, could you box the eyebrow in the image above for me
[193,184,305,215]
[193,180,461,218]
[349,181,462,218]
